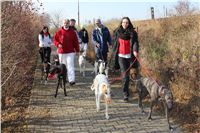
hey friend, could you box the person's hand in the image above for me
[96,43,100,48]
[58,44,62,48]
[133,51,138,57]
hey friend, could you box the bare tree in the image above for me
[174,0,197,16]
[50,10,63,29]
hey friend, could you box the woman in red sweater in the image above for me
[112,17,139,102]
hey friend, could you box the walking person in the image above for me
[70,18,81,43]
[53,19,80,86]
[111,17,139,102]
[92,19,112,74]
[38,26,52,64]
[78,25,89,54]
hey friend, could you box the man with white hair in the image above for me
[53,19,80,86]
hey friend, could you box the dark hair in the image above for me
[39,26,51,38]
[70,19,76,22]
[118,17,135,31]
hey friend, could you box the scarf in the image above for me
[118,27,131,40]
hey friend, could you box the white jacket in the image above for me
[38,34,52,47]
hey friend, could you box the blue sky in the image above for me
[35,0,199,24]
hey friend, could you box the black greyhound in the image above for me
[49,57,67,97]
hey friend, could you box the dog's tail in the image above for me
[91,84,94,91]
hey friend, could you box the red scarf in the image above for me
[44,32,48,36]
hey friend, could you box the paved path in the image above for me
[25,52,184,133]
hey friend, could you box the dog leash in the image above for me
[109,58,137,84]
[135,56,167,91]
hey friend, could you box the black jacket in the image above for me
[78,28,89,43]
[111,27,139,70]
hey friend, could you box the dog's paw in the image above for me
[169,126,174,132]
[105,115,109,120]
[140,110,146,114]
[148,117,152,121]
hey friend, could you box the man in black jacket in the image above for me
[78,26,89,54]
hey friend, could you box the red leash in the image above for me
[109,58,137,84]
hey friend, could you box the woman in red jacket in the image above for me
[112,17,139,102]
[53,19,80,86]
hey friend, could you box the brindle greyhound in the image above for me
[136,77,174,131]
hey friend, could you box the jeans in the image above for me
[118,57,130,97]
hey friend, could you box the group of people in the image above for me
[38,17,139,101]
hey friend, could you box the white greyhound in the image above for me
[91,74,111,119]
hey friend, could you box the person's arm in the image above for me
[92,29,100,48]
[106,27,112,46]
[72,31,80,53]
[53,30,61,48]
[86,31,89,43]
[132,30,139,57]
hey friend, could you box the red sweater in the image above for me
[53,27,79,54]
[118,38,131,55]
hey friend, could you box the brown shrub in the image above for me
[1,1,45,132]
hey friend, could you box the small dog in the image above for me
[136,77,174,131]
[40,48,51,84]
[78,51,86,77]
[94,60,108,78]
[41,62,50,84]
[48,56,67,98]
[91,74,111,119]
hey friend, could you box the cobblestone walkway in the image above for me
[25,53,184,133]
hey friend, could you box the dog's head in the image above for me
[80,51,86,58]
[98,60,106,74]
[52,55,60,65]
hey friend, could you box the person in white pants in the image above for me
[53,19,80,86]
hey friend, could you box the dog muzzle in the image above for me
[104,94,112,104]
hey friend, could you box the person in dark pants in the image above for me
[92,19,112,63]
[78,26,89,54]
[38,26,52,64]
[111,17,139,102]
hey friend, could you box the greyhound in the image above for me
[136,77,174,131]
[48,56,67,98]
[41,61,50,84]
[91,74,112,119]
